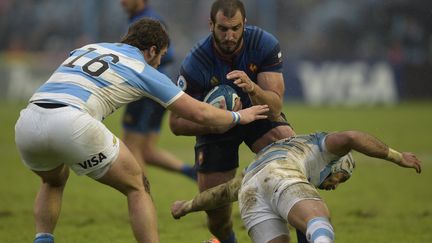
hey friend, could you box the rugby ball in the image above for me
[203,84,239,111]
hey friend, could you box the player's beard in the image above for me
[212,29,244,55]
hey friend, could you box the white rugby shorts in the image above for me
[239,159,322,232]
[15,103,120,179]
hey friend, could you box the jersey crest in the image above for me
[248,63,258,73]
[177,75,187,91]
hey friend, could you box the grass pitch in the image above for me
[0,101,431,242]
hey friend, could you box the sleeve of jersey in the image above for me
[136,66,184,107]
[317,132,340,162]
[178,54,207,100]
[259,33,283,73]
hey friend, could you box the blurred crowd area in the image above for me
[1,0,431,65]
[0,0,431,102]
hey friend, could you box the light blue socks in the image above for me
[34,233,54,243]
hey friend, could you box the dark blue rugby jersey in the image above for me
[129,7,174,72]
[178,25,283,108]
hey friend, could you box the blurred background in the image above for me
[1,0,431,105]
[1,1,431,242]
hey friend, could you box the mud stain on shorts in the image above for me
[240,186,258,212]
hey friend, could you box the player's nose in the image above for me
[225,31,235,40]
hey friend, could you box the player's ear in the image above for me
[209,18,214,32]
[149,45,157,58]
[142,46,157,63]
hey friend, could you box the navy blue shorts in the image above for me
[122,97,166,133]
[194,115,292,173]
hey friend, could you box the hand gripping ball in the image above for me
[203,84,239,111]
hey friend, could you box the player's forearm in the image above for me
[328,130,405,165]
[327,131,389,158]
[248,85,283,120]
[168,94,239,132]
[347,131,391,159]
[227,70,283,120]
[169,113,215,136]
[327,130,421,173]
[190,176,241,212]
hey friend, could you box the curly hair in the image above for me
[120,18,169,54]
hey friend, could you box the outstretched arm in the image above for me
[168,93,268,128]
[170,175,242,219]
[169,112,219,136]
[325,131,422,173]
[169,98,242,136]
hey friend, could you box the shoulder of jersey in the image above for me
[184,36,214,71]
[245,25,278,51]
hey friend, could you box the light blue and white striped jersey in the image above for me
[245,133,353,187]
[30,43,183,121]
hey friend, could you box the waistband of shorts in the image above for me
[33,102,68,109]
[27,102,79,114]
[245,150,288,174]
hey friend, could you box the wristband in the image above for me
[386,148,403,164]
[231,111,241,124]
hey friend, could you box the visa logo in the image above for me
[78,153,107,169]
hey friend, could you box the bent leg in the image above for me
[97,141,158,243]
[288,200,333,243]
[123,131,196,180]
[248,218,291,243]
[287,199,330,233]
[33,164,69,234]
[140,132,183,171]
[305,217,334,243]
[199,169,237,242]
[171,175,241,219]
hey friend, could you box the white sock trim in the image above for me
[306,217,334,243]
[35,233,54,238]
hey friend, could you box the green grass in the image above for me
[1,101,431,242]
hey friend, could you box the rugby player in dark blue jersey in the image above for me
[120,0,197,181]
[169,1,297,242]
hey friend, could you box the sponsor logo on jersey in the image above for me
[248,63,258,73]
[78,152,107,169]
[210,76,220,86]
[177,75,187,91]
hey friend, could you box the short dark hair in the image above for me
[210,0,246,23]
[120,18,169,54]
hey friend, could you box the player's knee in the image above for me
[142,174,151,194]
[305,217,334,243]
[207,211,233,236]
[40,167,69,188]
[122,174,150,196]
[208,219,232,235]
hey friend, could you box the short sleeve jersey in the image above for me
[30,43,183,121]
[178,25,283,108]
